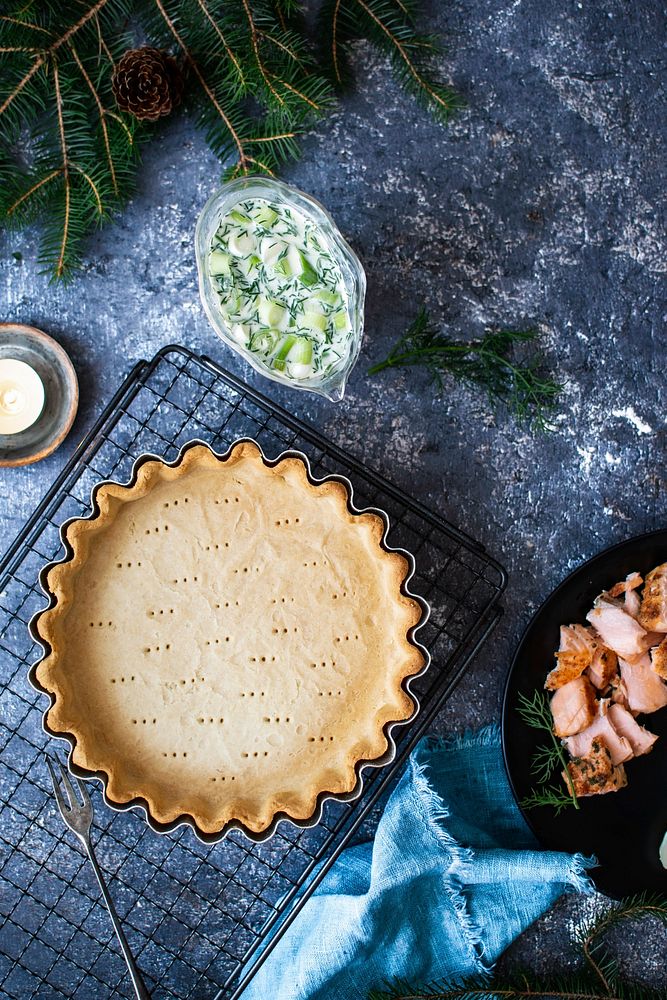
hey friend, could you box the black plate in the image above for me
[502,529,667,897]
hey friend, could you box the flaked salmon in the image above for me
[619,655,667,714]
[638,562,667,632]
[545,560,667,801]
[545,624,597,689]
[609,572,643,619]
[587,641,617,690]
[586,596,652,658]
[550,675,597,737]
[651,637,667,681]
[563,736,628,797]
[607,703,658,755]
[564,702,633,765]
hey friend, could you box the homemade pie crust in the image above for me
[34,441,426,835]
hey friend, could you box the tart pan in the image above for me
[29,438,431,844]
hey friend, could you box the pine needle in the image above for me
[369,308,563,431]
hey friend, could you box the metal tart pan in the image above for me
[29,438,431,844]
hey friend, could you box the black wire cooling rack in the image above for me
[0,345,506,1000]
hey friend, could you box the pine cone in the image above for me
[112,47,183,122]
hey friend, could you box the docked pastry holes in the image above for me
[36,441,425,835]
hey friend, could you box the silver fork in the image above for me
[46,756,151,1000]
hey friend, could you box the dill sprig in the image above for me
[368,307,563,431]
[516,689,579,812]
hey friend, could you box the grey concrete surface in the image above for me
[1,0,665,992]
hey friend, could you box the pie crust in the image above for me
[33,441,426,836]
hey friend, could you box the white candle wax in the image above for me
[0,358,45,435]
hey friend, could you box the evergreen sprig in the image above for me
[317,0,462,122]
[368,892,667,1000]
[368,308,563,431]
[0,1,459,280]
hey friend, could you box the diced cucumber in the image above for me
[333,309,349,330]
[228,230,257,257]
[298,251,319,287]
[258,297,286,327]
[272,335,297,372]
[220,292,242,317]
[289,361,314,380]
[230,209,250,224]
[302,311,327,332]
[261,237,287,270]
[274,255,294,278]
[237,254,259,278]
[253,203,278,227]
[312,289,340,306]
[289,337,313,365]
[209,250,231,276]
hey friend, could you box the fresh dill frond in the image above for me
[519,785,578,816]
[368,307,563,431]
[516,689,579,812]
[529,741,562,784]
[516,689,555,732]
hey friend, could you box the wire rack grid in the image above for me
[0,345,506,1000]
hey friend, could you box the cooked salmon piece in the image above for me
[609,572,643,619]
[610,677,629,709]
[651,637,667,681]
[638,562,667,632]
[609,572,643,599]
[563,736,628,797]
[587,641,617,690]
[619,654,667,714]
[625,588,641,619]
[586,595,652,658]
[550,675,597,737]
[607,703,658,755]
[564,701,633,765]
[545,624,598,689]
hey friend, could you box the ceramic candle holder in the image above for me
[0,325,78,468]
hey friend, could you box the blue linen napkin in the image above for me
[241,724,595,1000]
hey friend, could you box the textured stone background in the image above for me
[1,0,665,991]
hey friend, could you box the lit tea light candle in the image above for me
[0,358,45,435]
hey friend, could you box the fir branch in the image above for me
[1,1,461,279]
[68,41,119,195]
[369,973,657,999]
[369,308,563,431]
[318,0,462,121]
[577,893,667,995]
[193,0,247,91]
[52,60,71,278]
[368,894,667,1000]
[0,0,111,119]
[150,0,250,169]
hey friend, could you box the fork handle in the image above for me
[83,836,152,1000]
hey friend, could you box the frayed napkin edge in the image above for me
[409,752,489,973]
[408,723,597,971]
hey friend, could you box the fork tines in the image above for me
[46,755,92,833]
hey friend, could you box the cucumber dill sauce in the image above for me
[208,198,354,387]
